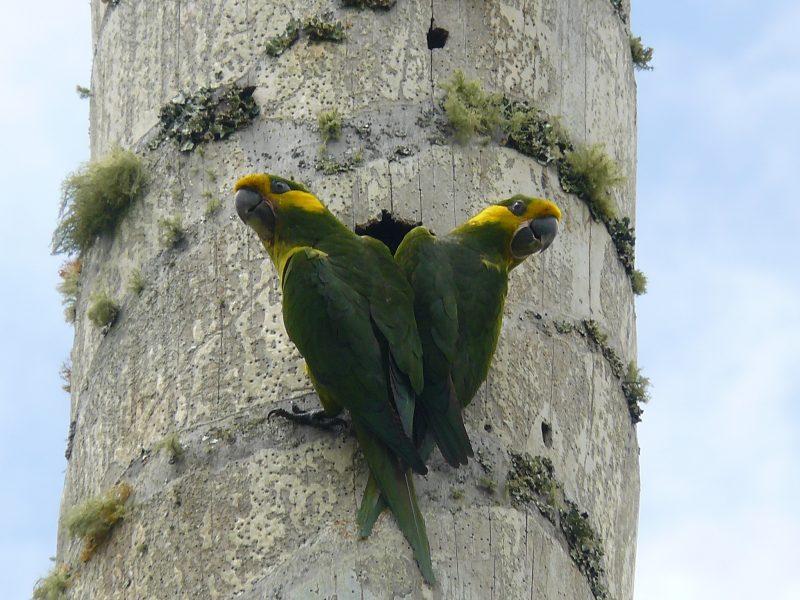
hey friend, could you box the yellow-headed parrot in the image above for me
[358,194,561,534]
[234,174,435,583]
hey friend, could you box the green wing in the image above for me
[359,235,424,396]
[445,240,509,407]
[281,248,426,475]
[396,227,473,467]
[283,246,433,582]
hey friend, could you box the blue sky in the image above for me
[1,1,798,598]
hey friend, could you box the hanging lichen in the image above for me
[630,35,654,71]
[440,70,504,143]
[57,259,82,323]
[65,483,132,562]
[32,565,71,600]
[87,290,120,331]
[156,84,259,152]
[621,362,651,423]
[52,148,146,255]
[317,108,343,145]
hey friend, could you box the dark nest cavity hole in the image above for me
[427,22,449,50]
[356,210,421,255]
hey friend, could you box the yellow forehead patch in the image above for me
[234,173,270,195]
[466,205,520,230]
[524,198,562,221]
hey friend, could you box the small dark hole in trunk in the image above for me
[356,210,421,255]
[427,24,449,50]
[541,421,553,448]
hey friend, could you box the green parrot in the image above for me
[234,173,435,583]
[357,194,562,534]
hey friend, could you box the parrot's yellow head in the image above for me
[461,195,562,267]
[233,173,324,246]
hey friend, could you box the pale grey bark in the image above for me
[57,1,639,598]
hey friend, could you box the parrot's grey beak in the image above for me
[235,188,276,242]
[530,215,558,253]
[511,216,558,259]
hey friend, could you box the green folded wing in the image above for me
[396,228,473,466]
[281,248,426,474]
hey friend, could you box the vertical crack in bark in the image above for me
[416,155,423,224]
[176,1,182,90]
[428,0,435,92]
[583,0,589,142]
[527,510,535,600]
[584,349,596,472]
[215,236,223,407]
[387,165,395,214]
[488,506,495,599]
[450,146,457,229]
[452,511,461,587]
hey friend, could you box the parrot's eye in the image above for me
[508,200,526,216]
[271,180,291,194]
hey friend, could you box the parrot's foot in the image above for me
[268,405,347,431]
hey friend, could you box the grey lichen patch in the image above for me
[265,19,301,57]
[553,319,576,335]
[477,476,497,494]
[64,420,76,461]
[582,320,624,378]
[317,147,363,174]
[207,426,237,445]
[606,216,637,278]
[87,290,120,331]
[621,362,651,424]
[630,36,654,71]
[440,70,504,144]
[475,448,494,473]
[203,196,223,218]
[57,259,82,323]
[32,564,71,600]
[609,0,627,23]
[504,100,571,165]
[156,84,259,152]
[303,15,347,42]
[508,454,610,600]
[64,482,132,562]
[157,215,184,248]
[127,267,145,295]
[342,0,396,10]
[154,432,186,463]
[52,147,146,255]
[582,320,651,422]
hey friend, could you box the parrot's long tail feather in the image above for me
[353,422,435,584]
[356,474,386,537]
[420,378,473,467]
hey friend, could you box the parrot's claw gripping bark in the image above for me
[267,405,347,430]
